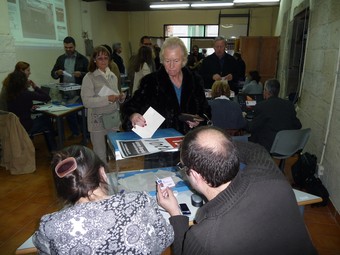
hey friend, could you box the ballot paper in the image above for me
[132,107,165,138]
[62,71,72,77]
[98,85,116,96]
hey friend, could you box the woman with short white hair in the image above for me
[122,37,211,135]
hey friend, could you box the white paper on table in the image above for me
[132,107,165,138]
[62,71,72,77]
[98,85,115,96]
[36,105,69,112]
[118,170,181,193]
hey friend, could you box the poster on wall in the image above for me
[7,0,68,47]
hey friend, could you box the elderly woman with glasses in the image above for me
[33,145,174,254]
[81,46,126,162]
[122,37,211,135]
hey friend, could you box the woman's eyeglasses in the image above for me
[96,56,109,61]
[176,162,191,175]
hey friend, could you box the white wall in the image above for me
[0,0,16,89]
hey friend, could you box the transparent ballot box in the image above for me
[106,128,184,192]
[41,83,81,106]
[106,128,183,171]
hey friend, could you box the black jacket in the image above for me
[111,52,125,74]
[122,66,211,134]
[51,51,89,85]
[249,97,302,151]
[199,52,239,91]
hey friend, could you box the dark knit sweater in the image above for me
[169,141,317,255]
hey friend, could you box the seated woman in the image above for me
[33,145,174,254]
[3,62,57,152]
[209,80,247,135]
[242,70,263,94]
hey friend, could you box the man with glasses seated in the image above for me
[157,126,317,255]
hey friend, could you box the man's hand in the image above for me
[55,69,64,76]
[224,73,233,81]
[73,71,82,77]
[156,185,181,216]
[212,74,222,81]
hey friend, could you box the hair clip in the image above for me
[55,157,77,178]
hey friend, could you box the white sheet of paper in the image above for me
[36,105,69,112]
[98,85,115,96]
[62,71,72,77]
[132,107,165,138]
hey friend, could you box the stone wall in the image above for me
[277,0,340,212]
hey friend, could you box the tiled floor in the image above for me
[0,136,340,254]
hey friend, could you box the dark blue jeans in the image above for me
[66,113,80,136]
[29,115,57,152]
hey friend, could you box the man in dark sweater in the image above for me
[249,79,302,151]
[157,126,317,255]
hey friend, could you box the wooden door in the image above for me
[240,36,280,83]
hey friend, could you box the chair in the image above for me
[0,111,36,174]
[270,128,311,172]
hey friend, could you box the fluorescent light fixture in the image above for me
[233,0,279,3]
[191,2,234,7]
[150,3,190,9]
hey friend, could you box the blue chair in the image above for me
[270,128,311,172]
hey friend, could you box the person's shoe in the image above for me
[67,134,80,140]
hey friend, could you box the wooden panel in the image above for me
[259,37,280,82]
[239,36,279,83]
[239,36,261,74]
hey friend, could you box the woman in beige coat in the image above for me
[81,46,126,162]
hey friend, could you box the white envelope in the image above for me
[62,71,72,77]
[98,85,115,96]
[132,107,165,138]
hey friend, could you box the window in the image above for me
[164,18,248,55]
[164,24,218,53]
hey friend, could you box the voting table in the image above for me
[16,128,322,254]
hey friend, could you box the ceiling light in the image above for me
[191,2,234,7]
[233,0,280,3]
[221,24,233,29]
[150,3,190,9]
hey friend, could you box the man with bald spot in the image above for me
[157,126,316,255]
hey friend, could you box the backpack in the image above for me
[305,176,329,207]
[291,152,317,187]
[291,152,329,207]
